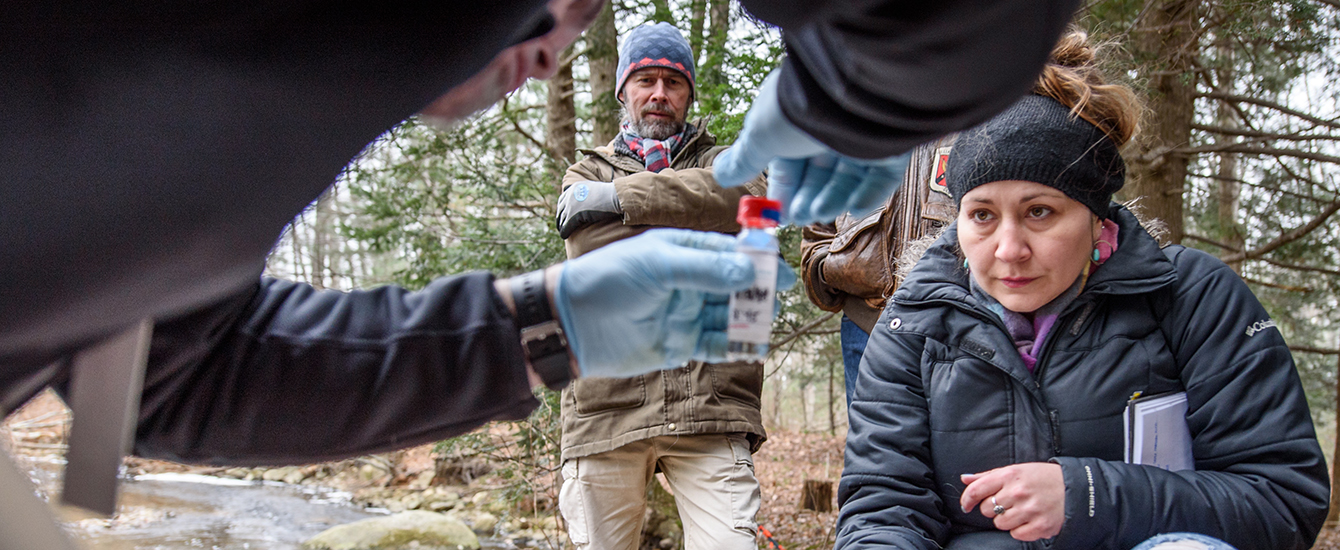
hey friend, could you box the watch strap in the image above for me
[511,269,573,391]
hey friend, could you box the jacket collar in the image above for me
[894,204,1177,308]
[582,118,714,171]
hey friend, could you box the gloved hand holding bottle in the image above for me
[554,228,795,378]
[712,69,912,226]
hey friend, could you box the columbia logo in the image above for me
[1245,319,1276,337]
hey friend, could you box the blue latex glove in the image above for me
[555,228,797,378]
[713,69,913,226]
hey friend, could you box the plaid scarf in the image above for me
[619,121,694,173]
[971,219,1120,372]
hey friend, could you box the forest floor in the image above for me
[3,390,845,549]
[9,390,1337,550]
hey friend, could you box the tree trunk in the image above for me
[546,45,578,185]
[828,358,836,435]
[770,377,783,428]
[649,0,674,24]
[1212,24,1243,272]
[1329,352,1340,527]
[696,0,731,115]
[1125,0,1199,244]
[588,2,620,146]
[802,383,812,431]
[289,220,307,283]
[311,186,336,289]
[688,0,707,66]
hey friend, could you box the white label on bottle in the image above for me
[727,249,777,344]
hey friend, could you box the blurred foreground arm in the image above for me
[717,0,1081,225]
[135,229,792,465]
[713,71,911,226]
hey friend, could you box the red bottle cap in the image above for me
[737,196,781,227]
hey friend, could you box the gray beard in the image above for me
[628,117,685,140]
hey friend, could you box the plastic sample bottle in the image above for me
[727,196,781,361]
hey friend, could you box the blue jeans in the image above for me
[840,315,870,406]
[1130,533,1237,550]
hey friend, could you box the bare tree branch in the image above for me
[1273,157,1340,196]
[1183,233,1238,251]
[497,96,548,155]
[1220,200,1340,263]
[508,113,549,154]
[1173,144,1340,165]
[1186,171,1325,204]
[1190,123,1340,143]
[1292,345,1340,356]
[1241,276,1312,293]
[1193,231,1340,277]
[769,311,838,352]
[1259,257,1340,278]
[1198,91,1340,130]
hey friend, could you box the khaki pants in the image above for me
[559,434,760,550]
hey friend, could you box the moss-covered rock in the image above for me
[303,510,480,550]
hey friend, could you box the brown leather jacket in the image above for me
[559,123,768,461]
[800,135,957,333]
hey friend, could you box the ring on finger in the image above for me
[991,496,1007,516]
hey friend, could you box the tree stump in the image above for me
[799,479,833,512]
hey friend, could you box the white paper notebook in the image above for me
[1124,392,1194,471]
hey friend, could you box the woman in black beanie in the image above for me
[834,29,1328,550]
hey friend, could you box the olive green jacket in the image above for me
[559,123,767,461]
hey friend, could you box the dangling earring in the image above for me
[962,258,970,270]
[1091,239,1113,263]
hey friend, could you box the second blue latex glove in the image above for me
[767,151,912,226]
[713,69,912,226]
[554,228,796,378]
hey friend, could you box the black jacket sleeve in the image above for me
[1,2,554,465]
[1051,247,1329,550]
[1,0,546,362]
[132,273,539,466]
[739,0,1082,159]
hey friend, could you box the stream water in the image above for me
[20,455,511,550]
[66,472,377,550]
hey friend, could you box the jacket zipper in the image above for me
[1030,297,1098,454]
[903,295,1095,455]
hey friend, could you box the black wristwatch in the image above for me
[511,269,574,391]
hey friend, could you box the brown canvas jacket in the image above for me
[800,135,957,333]
[559,122,768,461]
[561,122,765,257]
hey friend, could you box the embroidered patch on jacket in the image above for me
[930,146,952,196]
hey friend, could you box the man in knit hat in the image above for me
[554,22,767,550]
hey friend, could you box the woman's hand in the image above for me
[960,463,1065,541]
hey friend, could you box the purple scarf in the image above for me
[620,122,693,173]
[972,219,1120,371]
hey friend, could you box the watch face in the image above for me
[521,320,568,359]
[525,333,566,356]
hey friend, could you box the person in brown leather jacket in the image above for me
[552,23,767,550]
[800,134,957,403]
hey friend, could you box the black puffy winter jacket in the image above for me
[836,205,1328,550]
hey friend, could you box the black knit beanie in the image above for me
[946,95,1125,218]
